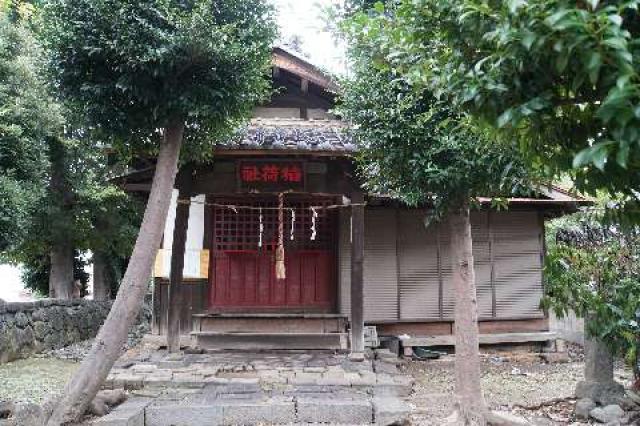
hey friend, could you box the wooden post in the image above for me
[167,168,193,353]
[350,191,365,354]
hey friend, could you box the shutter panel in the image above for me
[493,211,544,319]
[398,210,440,320]
[472,211,494,319]
[339,210,351,316]
[363,209,398,321]
[339,208,399,321]
[440,218,456,320]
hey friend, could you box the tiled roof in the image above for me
[218,119,355,153]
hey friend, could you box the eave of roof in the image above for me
[272,46,339,92]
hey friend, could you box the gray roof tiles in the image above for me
[218,119,355,153]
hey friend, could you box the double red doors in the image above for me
[209,197,337,312]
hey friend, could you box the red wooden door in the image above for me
[209,197,337,312]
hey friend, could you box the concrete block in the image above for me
[352,371,377,387]
[315,376,352,386]
[297,397,373,424]
[290,372,322,385]
[142,373,174,388]
[113,374,144,390]
[91,398,152,426]
[372,397,412,425]
[221,399,295,425]
[145,404,223,426]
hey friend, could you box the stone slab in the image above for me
[372,396,412,426]
[145,404,223,426]
[92,398,153,426]
[221,399,295,425]
[296,397,373,424]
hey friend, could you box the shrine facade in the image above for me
[122,47,588,353]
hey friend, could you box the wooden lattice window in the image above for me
[212,198,336,252]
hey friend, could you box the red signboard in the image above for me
[237,160,305,192]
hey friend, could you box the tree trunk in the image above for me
[92,251,110,301]
[584,335,614,383]
[49,243,74,299]
[448,203,489,425]
[574,314,624,405]
[48,138,74,299]
[45,122,184,425]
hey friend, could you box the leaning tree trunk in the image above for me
[448,202,489,425]
[49,243,74,299]
[92,251,111,301]
[45,122,185,425]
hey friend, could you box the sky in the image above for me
[271,0,346,74]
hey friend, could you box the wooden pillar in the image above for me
[167,168,193,353]
[350,192,365,354]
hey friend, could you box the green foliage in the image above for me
[336,3,535,215]
[542,213,640,360]
[345,0,640,218]
[0,6,142,292]
[42,0,277,162]
[11,135,143,295]
[0,13,59,251]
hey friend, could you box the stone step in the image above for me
[193,314,348,334]
[141,396,410,425]
[192,332,349,351]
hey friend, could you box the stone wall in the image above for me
[0,299,112,363]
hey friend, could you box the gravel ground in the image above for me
[403,353,633,425]
[0,326,150,405]
[0,357,79,403]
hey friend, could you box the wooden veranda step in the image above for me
[192,313,348,334]
[191,331,349,351]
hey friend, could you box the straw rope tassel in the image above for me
[275,193,286,280]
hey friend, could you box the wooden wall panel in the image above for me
[152,279,208,335]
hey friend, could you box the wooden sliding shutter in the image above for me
[340,207,544,322]
[339,210,351,317]
[339,208,399,321]
[397,210,440,320]
[492,211,544,319]
[363,209,398,321]
[472,211,494,319]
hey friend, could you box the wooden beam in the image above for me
[402,332,558,347]
[167,167,194,352]
[122,183,152,192]
[350,191,365,354]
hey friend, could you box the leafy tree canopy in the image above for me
[543,210,640,369]
[0,11,60,251]
[43,0,277,161]
[338,0,640,218]
[336,4,535,215]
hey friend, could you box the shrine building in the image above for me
[121,47,588,354]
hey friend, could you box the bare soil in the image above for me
[403,354,633,425]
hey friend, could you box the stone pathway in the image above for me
[94,349,413,425]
